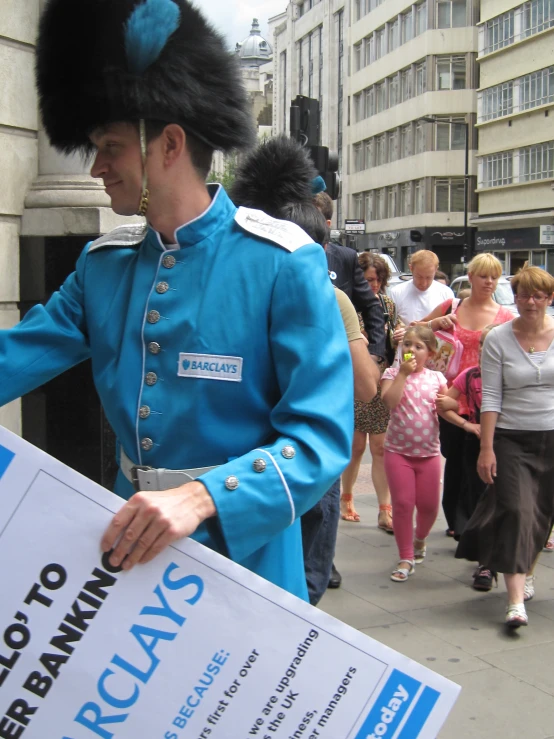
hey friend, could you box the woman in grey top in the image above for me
[456,265,554,628]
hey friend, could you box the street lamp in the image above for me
[420,116,470,262]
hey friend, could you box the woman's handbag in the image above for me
[378,294,397,367]
[425,299,464,380]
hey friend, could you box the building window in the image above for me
[364,87,375,118]
[482,152,513,187]
[415,121,426,153]
[388,130,399,162]
[480,81,513,121]
[437,0,466,27]
[280,51,287,132]
[401,182,413,216]
[353,143,363,172]
[353,193,363,219]
[436,117,466,150]
[374,188,383,219]
[388,18,400,51]
[415,1,428,35]
[387,187,398,218]
[353,43,362,72]
[483,10,514,54]
[416,61,427,95]
[520,140,554,181]
[521,66,554,110]
[401,9,414,42]
[401,67,414,101]
[375,28,385,58]
[522,0,554,37]
[389,73,400,107]
[401,124,413,158]
[376,82,387,112]
[365,139,373,168]
[414,180,425,213]
[437,56,466,90]
[376,134,387,165]
[435,178,465,211]
[364,191,373,221]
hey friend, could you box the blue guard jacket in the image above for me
[0,186,353,600]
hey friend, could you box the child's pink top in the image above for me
[452,365,482,424]
[382,367,447,457]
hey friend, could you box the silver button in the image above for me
[225,475,240,491]
[281,445,296,459]
[253,458,267,473]
[162,255,176,269]
[141,437,154,451]
[145,372,158,386]
[147,310,160,324]
[156,281,169,294]
[139,405,150,419]
[148,342,161,355]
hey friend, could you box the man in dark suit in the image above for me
[315,193,385,362]
[315,192,386,589]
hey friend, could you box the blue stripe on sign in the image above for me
[397,686,440,738]
[355,669,421,739]
[0,445,15,479]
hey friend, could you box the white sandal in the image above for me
[414,540,427,564]
[391,560,415,582]
[505,603,528,628]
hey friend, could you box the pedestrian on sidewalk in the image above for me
[340,252,403,533]
[381,326,447,582]
[457,265,554,628]
[436,324,498,591]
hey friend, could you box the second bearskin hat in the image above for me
[36,0,256,155]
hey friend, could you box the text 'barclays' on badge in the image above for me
[177,353,243,382]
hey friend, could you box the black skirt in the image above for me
[455,428,554,573]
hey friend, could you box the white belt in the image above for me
[120,448,218,492]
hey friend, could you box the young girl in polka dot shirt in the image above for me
[381,326,448,582]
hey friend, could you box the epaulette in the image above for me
[88,223,148,253]
[234,207,312,253]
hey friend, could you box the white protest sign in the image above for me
[0,427,460,739]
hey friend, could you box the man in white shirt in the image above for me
[390,249,454,325]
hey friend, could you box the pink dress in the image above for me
[438,300,513,415]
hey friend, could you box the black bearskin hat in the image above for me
[36,0,256,155]
[230,135,330,246]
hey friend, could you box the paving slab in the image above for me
[438,667,554,739]
[361,622,490,678]
[481,641,554,697]
[317,587,405,630]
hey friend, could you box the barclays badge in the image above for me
[329,271,337,281]
[178,353,243,382]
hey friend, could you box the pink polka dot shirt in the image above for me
[381,367,447,457]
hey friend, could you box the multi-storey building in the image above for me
[472,0,554,273]
[271,0,348,224]
[347,0,480,273]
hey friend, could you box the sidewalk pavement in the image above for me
[319,463,554,739]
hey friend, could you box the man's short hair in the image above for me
[313,191,334,221]
[144,120,214,181]
[410,249,439,269]
[278,202,330,247]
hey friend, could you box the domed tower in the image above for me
[235,18,273,68]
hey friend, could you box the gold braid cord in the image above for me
[137,119,149,216]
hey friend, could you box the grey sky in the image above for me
[201,1,287,49]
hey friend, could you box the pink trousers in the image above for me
[384,450,442,561]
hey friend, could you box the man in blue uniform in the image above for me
[0,0,353,601]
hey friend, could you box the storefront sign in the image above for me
[540,225,554,245]
[344,219,366,233]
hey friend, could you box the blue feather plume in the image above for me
[125,0,181,75]
[311,175,327,195]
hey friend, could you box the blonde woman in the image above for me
[417,254,513,537]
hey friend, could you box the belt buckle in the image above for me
[130,465,154,493]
